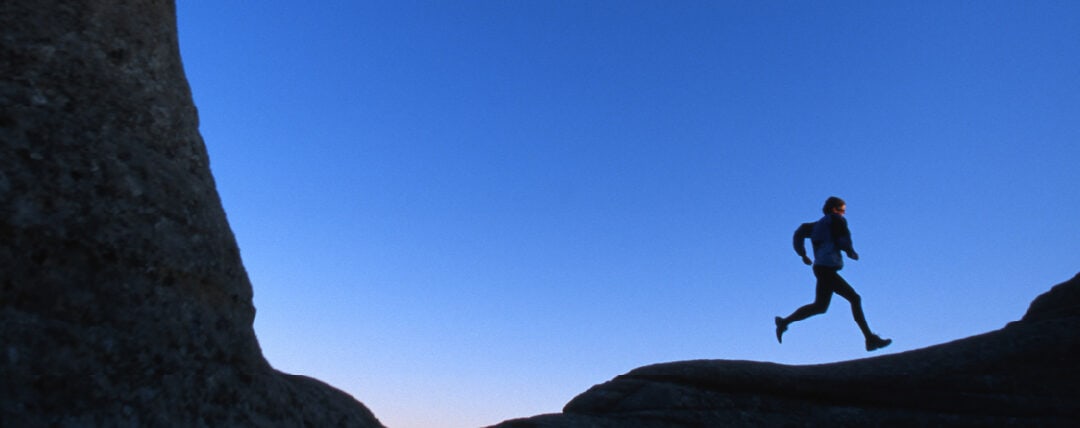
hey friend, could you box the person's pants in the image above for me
[785,265,872,337]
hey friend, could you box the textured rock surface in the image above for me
[1,1,381,426]
[495,274,1080,427]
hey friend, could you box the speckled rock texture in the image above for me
[495,274,1080,427]
[0,1,381,426]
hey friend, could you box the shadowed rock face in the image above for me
[1,1,381,426]
[495,274,1080,427]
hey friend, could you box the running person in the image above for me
[776,196,891,352]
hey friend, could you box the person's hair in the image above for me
[822,196,846,215]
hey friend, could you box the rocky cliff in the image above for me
[495,273,1080,427]
[0,1,381,426]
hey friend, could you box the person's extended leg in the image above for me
[826,272,872,338]
[776,269,833,343]
[784,285,832,324]
[829,271,891,351]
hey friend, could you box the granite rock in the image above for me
[495,274,1080,427]
[1,1,381,426]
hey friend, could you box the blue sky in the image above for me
[176,2,1079,427]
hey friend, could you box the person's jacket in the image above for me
[793,213,856,268]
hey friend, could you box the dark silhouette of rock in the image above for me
[495,274,1080,427]
[1,1,381,426]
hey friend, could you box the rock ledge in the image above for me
[496,274,1080,427]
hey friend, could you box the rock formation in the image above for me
[495,273,1080,427]
[0,1,381,426]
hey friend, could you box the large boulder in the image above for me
[495,273,1080,427]
[0,1,381,426]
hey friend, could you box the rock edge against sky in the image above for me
[1,1,381,426]
[495,273,1080,427]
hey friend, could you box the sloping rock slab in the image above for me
[496,274,1080,427]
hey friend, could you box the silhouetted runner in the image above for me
[775,197,891,352]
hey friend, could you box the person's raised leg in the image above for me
[776,271,833,343]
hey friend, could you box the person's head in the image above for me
[822,196,846,215]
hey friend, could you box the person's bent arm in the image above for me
[793,223,814,265]
[830,215,858,260]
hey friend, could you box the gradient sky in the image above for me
[176,2,1079,427]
